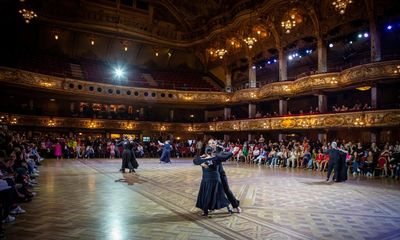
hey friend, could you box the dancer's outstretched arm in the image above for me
[193,156,213,165]
[215,151,233,162]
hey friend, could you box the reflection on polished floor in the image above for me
[5,158,400,240]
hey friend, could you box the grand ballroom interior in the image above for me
[0,0,400,239]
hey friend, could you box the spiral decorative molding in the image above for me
[1,60,399,105]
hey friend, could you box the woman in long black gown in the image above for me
[117,137,138,173]
[193,147,232,216]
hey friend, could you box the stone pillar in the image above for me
[223,134,230,143]
[371,86,377,109]
[279,99,288,115]
[225,72,232,92]
[105,105,110,113]
[369,21,381,61]
[318,133,327,143]
[366,0,381,62]
[248,133,254,143]
[169,109,174,121]
[318,94,328,113]
[278,133,286,142]
[204,110,209,122]
[29,99,34,111]
[139,108,144,119]
[224,107,231,120]
[370,131,378,143]
[70,102,75,112]
[317,37,327,73]
[278,47,287,81]
[248,104,256,118]
[249,65,257,88]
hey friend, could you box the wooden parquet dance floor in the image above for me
[5,158,400,240]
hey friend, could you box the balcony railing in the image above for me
[1,109,399,132]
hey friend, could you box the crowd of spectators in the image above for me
[217,135,400,180]
[1,127,400,237]
[0,127,42,238]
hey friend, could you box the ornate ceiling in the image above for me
[1,0,400,79]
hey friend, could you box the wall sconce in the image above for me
[10,117,17,125]
[262,122,270,129]
[39,81,55,88]
[354,117,365,126]
[394,65,400,74]
[88,121,97,128]
[47,119,56,127]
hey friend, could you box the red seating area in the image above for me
[150,71,220,91]
[80,60,150,88]
[17,54,72,78]
[13,55,221,91]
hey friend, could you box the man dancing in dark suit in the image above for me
[209,139,242,213]
[326,142,347,182]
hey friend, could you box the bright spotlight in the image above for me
[364,32,369,38]
[358,33,362,38]
[114,68,124,78]
[288,55,293,60]
[387,25,393,30]
[329,43,334,48]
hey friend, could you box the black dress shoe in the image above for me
[227,207,233,214]
[202,210,209,216]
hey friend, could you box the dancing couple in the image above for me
[194,139,241,217]
[158,139,171,164]
[326,141,348,182]
[117,136,139,173]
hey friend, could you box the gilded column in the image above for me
[279,99,288,115]
[318,94,328,113]
[224,107,231,120]
[248,104,256,118]
[366,0,381,62]
[371,86,377,109]
[317,37,328,73]
[249,60,257,88]
[278,47,287,81]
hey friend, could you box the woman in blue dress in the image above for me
[193,147,232,216]
[158,140,171,163]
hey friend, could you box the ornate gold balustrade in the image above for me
[2,109,399,132]
[0,60,399,105]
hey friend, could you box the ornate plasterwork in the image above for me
[2,109,399,132]
[0,60,399,105]
[208,109,400,132]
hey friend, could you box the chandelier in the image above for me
[208,38,228,60]
[226,37,242,50]
[19,8,37,23]
[215,48,228,59]
[281,9,302,34]
[252,25,270,39]
[244,36,257,49]
[332,0,353,15]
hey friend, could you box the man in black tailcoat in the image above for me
[326,141,347,182]
[209,139,242,213]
